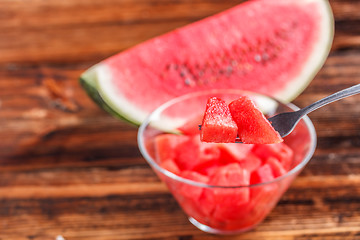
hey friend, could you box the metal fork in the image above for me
[269,83,360,138]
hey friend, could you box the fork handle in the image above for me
[299,83,360,117]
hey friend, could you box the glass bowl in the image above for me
[137,89,316,234]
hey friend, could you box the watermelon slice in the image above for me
[229,96,283,144]
[200,97,238,143]
[80,0,333,126]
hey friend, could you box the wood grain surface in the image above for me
[1,0,360,239]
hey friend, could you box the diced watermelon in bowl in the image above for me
[137,89,317,234]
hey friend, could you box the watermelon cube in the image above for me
[228,96,283,144]
[177,113,204,136]
[175,135,221,170]
[250,163,275,185]
[152,131,296,231]
[160,159,181,175]
[179,171,209,200]
[210,163,251,188]
[266,157,287,178]
[250,164,278,208]
[193,160,224,177]
[217,143,261,173]
[245,182,279,228]
[171,171,210,222]
[252,143,294,170]
[200,97,238,143]
[154,134,189,163]
[238,152,263,174]
[206,163,251,221]
[217,143,254,163]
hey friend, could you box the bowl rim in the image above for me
[137,89,317,189]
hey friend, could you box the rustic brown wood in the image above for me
[1,0,360,239]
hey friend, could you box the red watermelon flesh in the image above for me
[266,157,287,178]
[81,0,334,126]
[238,153,263,174]
[250,164,278,201]
[175,171,211,222]
[217,143,254,163]
[152,131,298,231]
[229,96,283,144]
[250,164,275,185]
[193,160,224,177]
[206,163,250,221]
[179,171,209,201]
[175,135,221,170]
[154,134,189,163]
[239,182,279,230]
[252,143,294,170]
[177,113,204,136]
[210,163,250,188]
[217,143,262,173]
[200,97,238,143]
[160,159,181,175]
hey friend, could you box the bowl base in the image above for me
[188,217,257,235]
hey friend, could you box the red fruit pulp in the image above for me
[200,97,238,143]
[153,129,295,232]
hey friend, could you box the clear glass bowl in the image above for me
[137,89,316,234]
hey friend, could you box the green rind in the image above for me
[79,66,138,126]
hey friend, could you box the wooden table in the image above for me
[1,0,360,239]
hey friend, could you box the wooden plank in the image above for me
[1,51,360,162]
[1,0,360,239]
[0,0,242,64]
[0,183,359,239]
[0,0,359,64]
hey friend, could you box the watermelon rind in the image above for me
[274,0,334,102]
[80,0,334,126]
[80,65,140,125]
